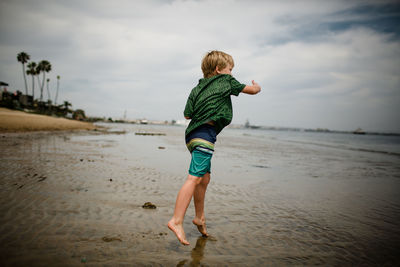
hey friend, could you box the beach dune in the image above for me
[0,108,95,132]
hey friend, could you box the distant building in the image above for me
[175,119,189,126]
[19,94,33,106]
[0,81,9,101]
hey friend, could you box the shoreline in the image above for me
[0,107,95,132]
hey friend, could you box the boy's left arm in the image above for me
[242,80,261,95]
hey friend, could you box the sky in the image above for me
[0,0,399,133]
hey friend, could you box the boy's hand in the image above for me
[251,80,261,91]
[242,80,261,95]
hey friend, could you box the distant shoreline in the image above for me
[100,119,400,137]
[226,124,400,137]
[0,107,95,132]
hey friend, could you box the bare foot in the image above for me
[192,218,209,237]
[167,219,190,245]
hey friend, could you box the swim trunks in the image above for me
[186,124,216,177]
[188,147,213,177]
[185,124,216,153]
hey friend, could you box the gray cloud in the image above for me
[1,0,399,132]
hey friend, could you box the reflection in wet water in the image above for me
[177,236,208,267]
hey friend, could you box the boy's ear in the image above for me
[215,66,221,74]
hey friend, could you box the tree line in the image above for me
[17,51,61,105]
[2,51,87,119]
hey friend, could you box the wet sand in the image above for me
[0,125,399,266]
[0,108,95,132]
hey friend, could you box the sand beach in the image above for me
[0,108,95,132]
[0,121,399,266]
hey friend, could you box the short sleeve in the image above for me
[229,77,246,96]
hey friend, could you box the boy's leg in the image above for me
[193,172,210,236]
[168,174,202,245]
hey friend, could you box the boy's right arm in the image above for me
[242,80,261,95]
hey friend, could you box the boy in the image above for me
[168,50,261,245]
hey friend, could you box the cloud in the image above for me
[237,26,400,129]
[0,0,399,132]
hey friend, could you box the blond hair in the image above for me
[201,50,234,78]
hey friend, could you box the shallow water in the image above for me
[1,124,399,266]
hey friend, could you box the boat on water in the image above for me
[353,128,366,135]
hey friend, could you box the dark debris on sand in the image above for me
[142,202,157,209]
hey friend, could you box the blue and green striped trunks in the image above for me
[185,124,216,153]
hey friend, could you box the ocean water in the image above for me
[246,128,400,155]
[88,123,400,264]
[96,123,400,176]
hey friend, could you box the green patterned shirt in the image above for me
[184,74,246,137]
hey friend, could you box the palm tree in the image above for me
[63,100,72,110]
[36,64,42,100]
[46,78,51,101]
[62,100,72,116]
[26,62,37,100]
[54,75,60,105]
[17,52,30,95]
[37,60,51,101]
